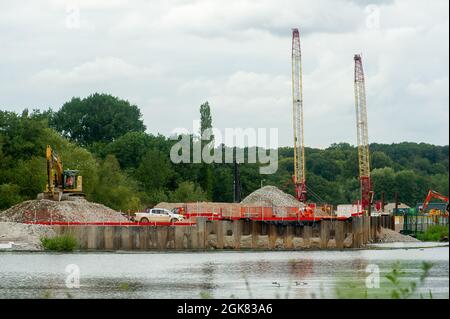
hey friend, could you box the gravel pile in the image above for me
[241,186,305,207]
[0,199,127,223]
[376,228,420,243]
[0,222,56,250]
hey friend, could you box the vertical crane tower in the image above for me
[354,54,372,210]
[292,29,306,202]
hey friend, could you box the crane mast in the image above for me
[292,28,306,202]
[354,54,372,210]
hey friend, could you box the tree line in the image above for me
[1,93,448,211]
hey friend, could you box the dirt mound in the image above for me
[0,198,127,223]
[376,228,420,243]
[0,222,56,250]
[241,186,305,207]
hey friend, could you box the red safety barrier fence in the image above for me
[25,220,196,226]
[22,206,358,226]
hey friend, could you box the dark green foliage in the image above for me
[0,110,49,161]
[0,184,23,209]
[199,102,214,200]
[371,151,394,169]
[91,155,142,211]
[135,149,172,192]
[40,235,78,251]
[170,181,208,202]
[199,101,213,141]
[51,93,145,146]
[0,95,448,212]
[416,225,449,242]
[99,132,171,169]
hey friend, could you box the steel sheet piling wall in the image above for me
[52,216,378,250]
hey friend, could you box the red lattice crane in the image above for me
[354,54,373,210]
[291,28,306,202]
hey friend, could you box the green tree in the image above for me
[198,101,214,199]
[101,132,152,169]
[0,184,23,210]
[100,132,171,169]
[395,170,420,206]
[429,174,449,196]
[307,153,342,181]
[135,150,172,192]
[371,151,394,169]
[371,167,396,202]
[5,157,47,199]
[212,165,234,202]
[0,110,49,160]
[199,101,213,143]
[91,155,142,211]
[52,93,145,146]
[147,189,169,206]
[170,181,207,202]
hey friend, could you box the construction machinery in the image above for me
[422,190,449,214]
[354,54,373,212]
[37,145,84,201]
[291,28,307,203]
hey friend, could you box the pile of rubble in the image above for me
[0,222,55,251]
[241,186,305,207]
[0,198,127,223]
[376,228,420,243]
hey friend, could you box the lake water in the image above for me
[0,243,448,299]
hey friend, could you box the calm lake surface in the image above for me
[0,243,448,299]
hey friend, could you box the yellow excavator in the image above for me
[37,145,84,201]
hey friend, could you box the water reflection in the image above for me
[0,247,448,299]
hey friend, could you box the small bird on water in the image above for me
[295,281,307,286]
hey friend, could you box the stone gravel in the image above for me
[375,228,420,243]
[0,198,127,223]
[0,222,56,250]
[241,185,306,207]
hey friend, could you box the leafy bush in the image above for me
[40,235,78,251]
[417,225,449,242]
[170,181,207,202]
[0,183,23,210]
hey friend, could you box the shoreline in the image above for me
[1,242,448,254]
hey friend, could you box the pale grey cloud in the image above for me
[0,0,448,148]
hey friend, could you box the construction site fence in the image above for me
[155,205,334,219]
[22,206,357,224]
[401,213,449,235]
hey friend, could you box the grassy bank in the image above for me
[417,225,449,242]
[40,235,78,251]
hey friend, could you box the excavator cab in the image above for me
[63,170,82,191]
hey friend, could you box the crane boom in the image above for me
[354,54,372,210]
[292,28,306,202]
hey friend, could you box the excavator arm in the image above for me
[45,145,63,193]
[423,190,449,211]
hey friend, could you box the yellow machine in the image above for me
[37,145,84,201]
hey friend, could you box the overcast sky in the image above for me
[0,0,448,148]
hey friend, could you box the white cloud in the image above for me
[0,0,448,147]
[30,57,157,86]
